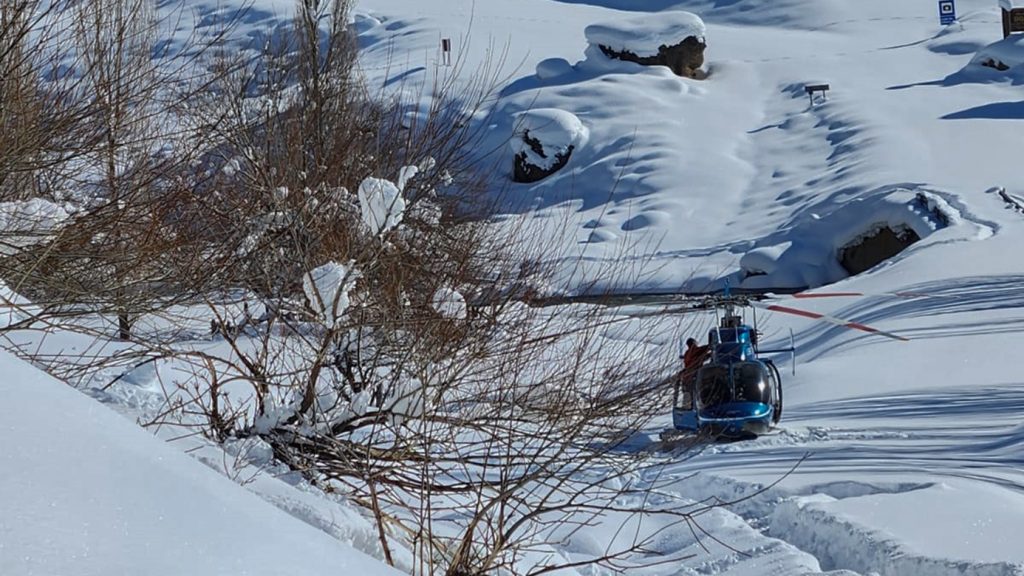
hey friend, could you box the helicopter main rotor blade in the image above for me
[756,302,910,342]
[791,291,931,300]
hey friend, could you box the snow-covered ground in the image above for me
[0,348,401,576]
[6,0,1024,574]
[351,0,1024,573]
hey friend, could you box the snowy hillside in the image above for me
[0,349,400,576]
[4,0,1024,575]
[353,0,1024,574]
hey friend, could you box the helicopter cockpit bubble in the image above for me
[733,362,770,404]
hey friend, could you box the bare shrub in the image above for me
[0,1,234,339]
[0,2,726,575]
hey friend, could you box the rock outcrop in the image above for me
[597,36,706,79]
[584,11,707,79]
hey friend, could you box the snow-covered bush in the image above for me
[358,177,405,235]
[0,3,697,575]
[0,199,70,256]
[431,284,467,319]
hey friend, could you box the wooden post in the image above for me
[441,38,451,66]
[1004,8,1011,38]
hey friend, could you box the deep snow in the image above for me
[5,0,1024,575]
[351,0,1024,574]
[0,349,401,576]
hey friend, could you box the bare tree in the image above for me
[0,3,738,575]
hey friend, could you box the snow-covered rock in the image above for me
[965,33,1024,75]
[511,108,588,183]
[585,11,707,78]
[584,11,706,58]
[738,189,964,289]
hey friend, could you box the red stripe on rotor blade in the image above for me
[845,322,883,334]
[792,292,864,299]
[765,304,910,342]
[844,322,910,341]
[765,304,823,319]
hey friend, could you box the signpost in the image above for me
[441,38,452,66]
[1014,9,1024,30]
[1002,1,1024,36]
[938,0,957,25]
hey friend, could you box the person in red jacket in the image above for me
[682,337,710,373]
[677,338,711,410]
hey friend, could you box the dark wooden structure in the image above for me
[441,38,452,66]
[805,84,830,106]
[1001,1,1024,37]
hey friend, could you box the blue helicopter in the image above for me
[670,291,908,439]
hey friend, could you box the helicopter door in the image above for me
[696,365,730,408]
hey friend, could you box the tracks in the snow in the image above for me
[637,420,1024,576]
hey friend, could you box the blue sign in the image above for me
[939,0,956,25]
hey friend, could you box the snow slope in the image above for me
[6,0,1024,574]
[353,0,1024,574]
[0,349,401,576]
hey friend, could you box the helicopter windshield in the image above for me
[733,362,770,404]
[696,366,730,407]
[696,363,770,407]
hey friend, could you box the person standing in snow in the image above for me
[675,337,710,410]
[681,337,710,381]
